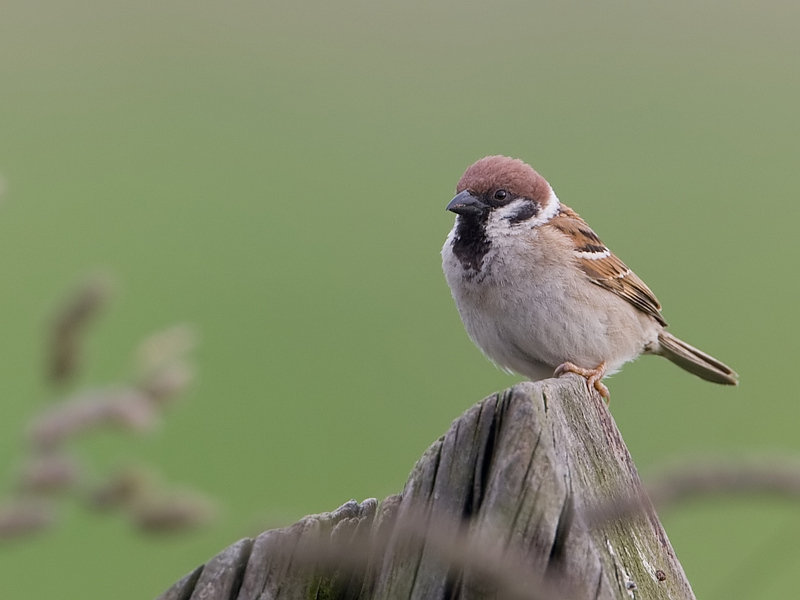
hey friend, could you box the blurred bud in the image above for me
[132,491,215,533]
[29,391,107,450]
[87,466,152,511]
[48,275,113,384]
[135,325,197,380]
[0,499,55,539]
[140,361,195,405]
[17,453,82,495]
[28,387,159,450]
[105,389,159,432]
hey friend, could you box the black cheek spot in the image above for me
[508,201,539,224]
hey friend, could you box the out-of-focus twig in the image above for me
[287,504,571,600]
[587,460,800,525]
[27,388,159,451]
[85,465,215,533]
[47,275,112,385]
[140,360,195,406]
[131,491,216,534]
[0,499,55,539]
[134,325,198,407]
[134,325,197,380]
[86,465,153,511]
[17,453,82,495]
[0,277,213,541]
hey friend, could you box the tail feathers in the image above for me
[657,332,738,386]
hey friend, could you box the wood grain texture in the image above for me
[157,377,695,600]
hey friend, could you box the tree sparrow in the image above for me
[441,155,738,400]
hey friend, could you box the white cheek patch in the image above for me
[526,187,560,227]
[484,187,561,238]
[485,199,532,237]
[493,198,531,221]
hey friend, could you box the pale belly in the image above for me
[443,243,659,380]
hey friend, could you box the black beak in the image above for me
[446,191,487,217]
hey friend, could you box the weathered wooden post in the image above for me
[158,376,695,599]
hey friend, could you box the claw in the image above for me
[554,361,610,403]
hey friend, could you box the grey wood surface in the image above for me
[156,376,695,600]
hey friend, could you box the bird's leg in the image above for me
[554,361,610,403]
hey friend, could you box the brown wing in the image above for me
[550,206,667,326]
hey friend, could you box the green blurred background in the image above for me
[1,0,799,598]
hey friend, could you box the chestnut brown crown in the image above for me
[456,156,552,206]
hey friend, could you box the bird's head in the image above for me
[447,155,560,228]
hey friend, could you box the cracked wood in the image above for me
[157,377,695,600]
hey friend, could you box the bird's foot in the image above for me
[554,361,610,403]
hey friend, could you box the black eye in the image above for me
[493,189,508,201]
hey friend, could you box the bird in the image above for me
[441,155,738,400]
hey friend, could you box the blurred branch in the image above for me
[285,502,568,600]
[0,499,55,540]
[16,453,82,495]
[131,491,216,534]
[1,276,214,542]
[47,274,112,385]
[587,460,800,526]
[28,387,159,451]
[647,460,800,504]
